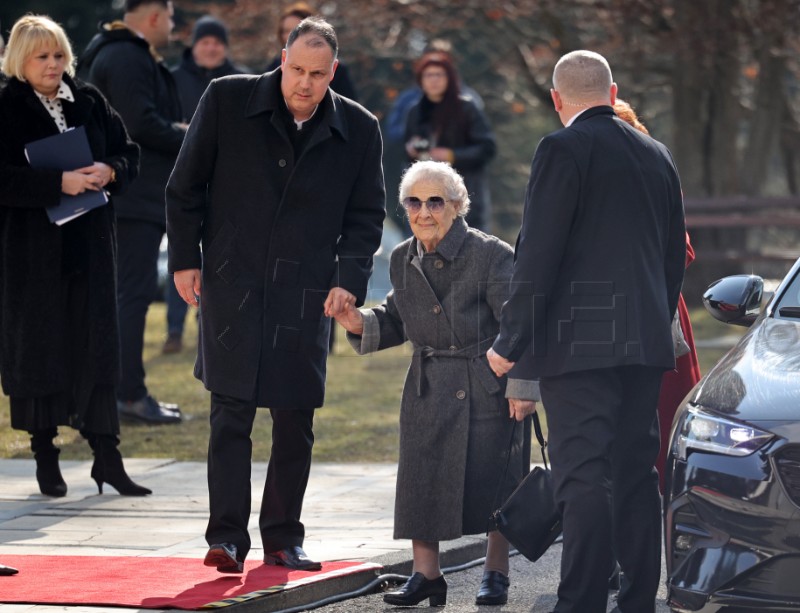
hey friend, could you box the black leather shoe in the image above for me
[118,395,182,424]
[264,545,321,571]
[384,572,447,607]
[476,570,509,605]
[204,543,243,573]
[0,564,19,576]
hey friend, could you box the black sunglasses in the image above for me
[401,196,448,213]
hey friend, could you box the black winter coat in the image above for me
[166,71,385,408]
[171,48,245,118]
[0,75,139,397]
[79,23,184,226]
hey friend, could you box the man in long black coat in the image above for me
[488,51,686,612]
[79,0,186,423]
[166,17,385,573]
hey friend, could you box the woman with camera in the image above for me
[404,53,496,232]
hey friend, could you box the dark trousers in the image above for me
[116,219,164,402]
[541,365,663,613]
[206,392,315,560]
[165,279,188,337]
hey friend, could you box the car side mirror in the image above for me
[703,274,764,327]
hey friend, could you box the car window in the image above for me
[774,268,800,320]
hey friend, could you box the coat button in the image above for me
[278,159,287,167]
[434,259,444,269]
[432,305,442,314]
[456,390,466,400]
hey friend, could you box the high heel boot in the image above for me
[86,434,152,496]
[31,429,67,497]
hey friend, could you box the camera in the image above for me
[411,138,430,153]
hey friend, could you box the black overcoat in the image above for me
[493,105,686,374]
[0,75,139,397]
[80,24,185,226]
[166,70,385,408]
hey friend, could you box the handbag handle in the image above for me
[532,411,549,470]
[490,411,549,523]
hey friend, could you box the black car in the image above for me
[665,260,800,612]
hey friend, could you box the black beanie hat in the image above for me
[192,15,228,46]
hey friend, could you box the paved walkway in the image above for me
[0,459,487,613]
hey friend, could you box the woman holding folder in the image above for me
[0,15,147,497]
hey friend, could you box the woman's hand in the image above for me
[61,170,101,195]
[75,162,115,188]
[405,136,430,160]
[324,288,364,335]
[508,398,537,422]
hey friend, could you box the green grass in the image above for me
[0,304,745,463]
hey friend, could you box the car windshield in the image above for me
[774,265,800,320]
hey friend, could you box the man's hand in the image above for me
[324,288,364,334]
[324,287,356,317]
[487,347,515,377]
[508,398,537,422]
[174,269,201,306]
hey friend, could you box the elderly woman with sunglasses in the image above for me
[329,160,536,607]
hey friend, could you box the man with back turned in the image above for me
[488,50,686,612]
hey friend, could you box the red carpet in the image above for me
[0,555,380,609]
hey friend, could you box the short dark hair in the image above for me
[285,16,337,59]
[125,0,170,13]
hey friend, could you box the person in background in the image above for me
[613,99,701,493]
[488,51,686,613]
[384,39,484,236]
[265,2,357,101]
[0,20,13,577]
[79,0,186,423]
[330,161,534,607]
[404,53,496,232]
[166,17,385,574]
[0,31,18,579]
[0,14,148,498]
[162,14,246,355]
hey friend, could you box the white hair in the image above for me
[399,160,471,217]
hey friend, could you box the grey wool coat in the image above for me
[348,217,528,541]
[166,70,385,407]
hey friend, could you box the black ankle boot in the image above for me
[86,434,152,496]
[383,572,447,607]
[476,570,510,605]
[31,429,67,497]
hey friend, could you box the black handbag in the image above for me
[489,412,562,562]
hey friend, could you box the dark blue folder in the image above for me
[25,126,108,224]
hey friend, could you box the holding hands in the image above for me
[487,347,514,377]
[324,287,364,335]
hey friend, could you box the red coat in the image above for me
[656,233,702,491]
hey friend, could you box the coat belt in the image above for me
[411,337,501,397]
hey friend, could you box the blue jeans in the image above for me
[166,277,188,337]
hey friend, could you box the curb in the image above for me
[241,535,488,612]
